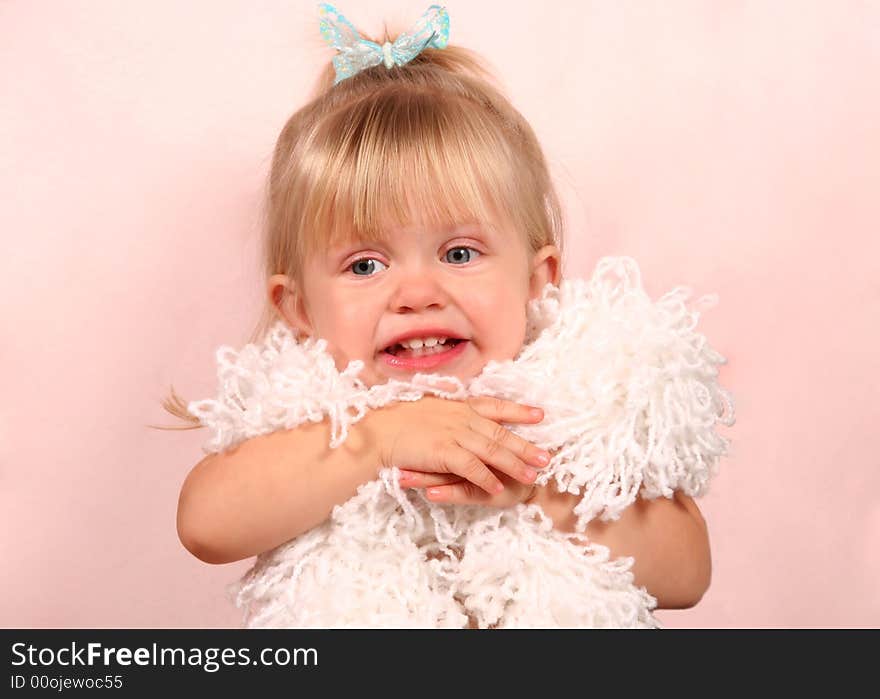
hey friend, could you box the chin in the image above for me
[356,367,386,388]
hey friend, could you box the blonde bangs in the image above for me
[296,89,521,261]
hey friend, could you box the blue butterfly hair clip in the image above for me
[318,3,450,85]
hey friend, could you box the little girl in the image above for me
[164,4,733,628]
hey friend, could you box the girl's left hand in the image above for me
[398,469,539,508]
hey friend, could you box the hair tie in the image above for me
[318,3,450,85]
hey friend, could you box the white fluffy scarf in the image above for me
[188,256,735,629]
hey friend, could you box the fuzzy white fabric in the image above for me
[188,256,735,629]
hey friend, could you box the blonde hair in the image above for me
[151,28,565,431]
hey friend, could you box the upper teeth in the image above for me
[396,336,449,349]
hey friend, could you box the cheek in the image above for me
[315,290,383,350]
[467,289,529,359]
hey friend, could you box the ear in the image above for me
[528,245,561,301]
[268,274,313,337]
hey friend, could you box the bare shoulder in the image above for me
[672,491,707,526]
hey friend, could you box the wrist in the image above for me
[361,401,400,474]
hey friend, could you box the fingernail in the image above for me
[494,482,505,494]
[536,452,551,466]
[427,488,441,497]
[529,408,543,419]
[524,468,537,481]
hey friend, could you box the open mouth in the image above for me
[382,338,465,359]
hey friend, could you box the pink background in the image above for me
[2,1,878,628]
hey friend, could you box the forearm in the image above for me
[177,412,384,565]
[532,486,711,609]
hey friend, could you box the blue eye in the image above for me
[445,246,481,264]
[347,247,480,276]
[349,258,388,276]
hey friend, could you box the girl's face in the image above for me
[270,221,560,387]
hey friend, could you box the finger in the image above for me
[445,444,505,496]
[459,419,549,484]
[425,481,491,505]
[398,470,463,488]
[466,395,544,425]
[466,407,552,471]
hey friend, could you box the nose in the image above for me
[388,267,449,313]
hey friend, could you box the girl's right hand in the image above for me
[374,395,552,496]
